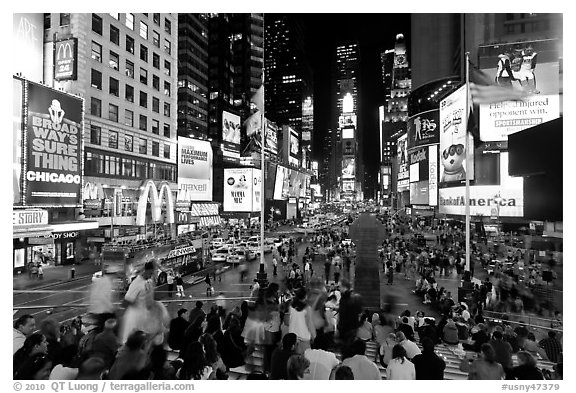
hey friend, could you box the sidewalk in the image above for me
[13,262,101,291]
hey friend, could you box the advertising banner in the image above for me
[429,145,438,206]
[25,82,83,206]
[342,180,355,192]
[222,111,241,159]
[13,14,44,83]
[478,38,561,141]
[265,120,278,155]
[252,168,262,212]
[223,168,260,212]
[342,127,354,140]
[439,85,473,185]
[410,181,429,205]
[339,114,357,129]
[289,130,299,157]
[14,78,24,205]
[54,38,78,81]
[407,109,439,149]
[273,165,287,200]
[397,133,409,191]
[408,147,429,183]
[342,157,355,179]
[177,137,212,201]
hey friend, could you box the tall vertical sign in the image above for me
[54,38,78,81]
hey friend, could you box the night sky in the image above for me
[294,13,411,183]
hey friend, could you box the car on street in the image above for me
[264,238,275,252]
[210,238,224,249]
[341,238,354,247]
[226,251,246,265]
[247,241,263,258]
[211,248,230,263]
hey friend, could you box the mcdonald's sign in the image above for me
[54,38,77,81]
[136,180,175,226]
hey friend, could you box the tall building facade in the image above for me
[177,14,209,139]
[45,13,179,237]
[379,34,412,207]
[264,15,313,169]
[334,41,361,201]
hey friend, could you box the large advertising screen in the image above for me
[223,168,261,212]
[408,145,438,206]
[410,181,429,205]
[14,78,24,205]
[265,120,278,155]
[407,109,439,149]
[342,158,355,179]
[478,39,561,141]
[342,180,355,192]
[342,127,354,140]
[273,165,287,200]
[13,14,44,83]
[222,111,241,159]
[25,82,83,206]
[289,130,299,157]
[439,85,474,185]
[439,152,523,216]
[177,137,212,201]
[397,133,409,191]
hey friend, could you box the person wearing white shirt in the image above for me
[341,339,381,380]
[386,344,416,380]
[396,331,421,360]
[303,345,340,380]
[13,315,36,355]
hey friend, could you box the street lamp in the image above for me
[493,193,503,237]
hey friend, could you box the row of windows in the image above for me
[89,98,171,136]
[91,40,172,76]
[89,125,171,158]
[92,13,171,41]
[90,68,172,104]
[85,151,176,181]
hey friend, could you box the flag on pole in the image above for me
[245,110,262,137]
[251,84,264,113]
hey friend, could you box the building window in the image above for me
[163,81,171,97]
[109,131,118,148]
[152,119,159,134]
[110,25,120,45]
[153,31,160,47]
[152,141,159,156]
[109,104,118,122]
[139,91,147,108]
[140,44,148,62]
[163,144,170,159]
[163,102,170,117]
[140,68,148,85]
[152,75,160,90]
[153,13,160,25]
[60,13,71,26]
[152,97,160,113]
[92,14,102,35]
[126,35,134,54]
[124,109,133,127]
[125,13,134,30]
[139,115,147,131]
[163,123,170,138]
[153,53,160,68]
[124,134,133,152]
[164,60,171,76]
[139,21,148,39]
[109,77,119,96]
[44,13,51,29]
[91,69,102,89]
[90,125,101,144]
[125,60,134,78]
[125,84,134,102]
[164,18,171,34]
[109,51,119,70]
[91,98,102,117]
[139,138,147,154]
[163,38,171,55]
[91,41,102,62]
[109,13,119,20]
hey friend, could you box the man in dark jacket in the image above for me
[92,318,120,368]
[419,318,439,344]
[188,301,205,325]
[488,330,513,377]
[270,333,297,380]
[397,316,415,341]
[168,308,189,351]
[412,337,446,379]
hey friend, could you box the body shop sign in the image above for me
[26,83,83,206]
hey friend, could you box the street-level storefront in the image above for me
[176,202,221,235]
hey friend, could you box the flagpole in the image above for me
[465,51,471,275]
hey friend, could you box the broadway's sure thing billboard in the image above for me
[439,85,474,185]
[25,82,83,206]
[222,111,241,160]
[478,38,561,141]
[224,168,261,212]
[177,137,212,201]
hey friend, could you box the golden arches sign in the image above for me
[136,180,175,226]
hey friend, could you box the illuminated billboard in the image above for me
[223,168,261,212]
[339,114,357,129]
[13,14,44,83]
[222,111,241,160]
[177,137,213,201]
[397,133,409,191]
[14,78,24,205]
[289,130,299,157]
[439,152,523,216]
[273,165,288,200]
[407,109,439,149]
[342,158,355,179]
[408,145,438,206]
[439,85,474,185]
[25,82,84,206]
[342,127,354,140]
[342,180,355,192]
[478,38,561,141]
[266,120,278,155]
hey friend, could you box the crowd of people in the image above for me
[13,212,563,381]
